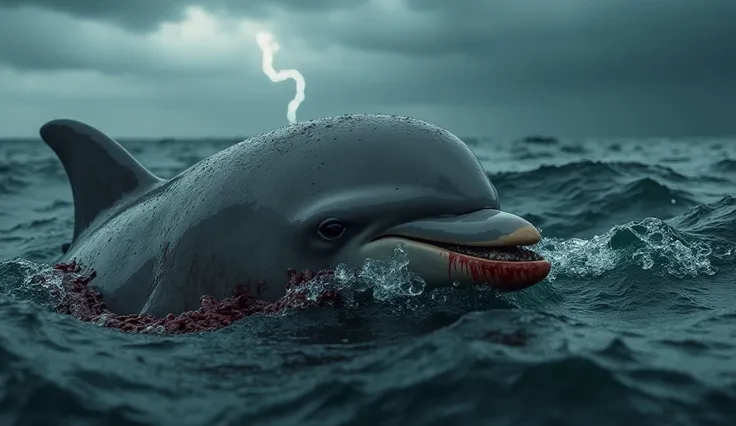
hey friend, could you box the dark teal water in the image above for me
[0,135,735,426]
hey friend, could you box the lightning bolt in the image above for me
[256,32,306,124]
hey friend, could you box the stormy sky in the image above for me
[0,0,734,139]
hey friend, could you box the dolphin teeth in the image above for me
[435,243,544,262]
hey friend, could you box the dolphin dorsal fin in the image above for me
[40,119,162,241]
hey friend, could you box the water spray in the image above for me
[256,32,306,124]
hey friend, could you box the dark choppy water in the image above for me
[1,134,735,425]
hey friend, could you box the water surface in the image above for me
[0,135,734,425]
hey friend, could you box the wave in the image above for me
[712,158,736,173]
[489,161,701,237]
[0,151,64,196]
[501,196,736,321]
[533,196,735,280]
[490,160,692,196]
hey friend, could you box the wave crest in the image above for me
[535,197,736,282]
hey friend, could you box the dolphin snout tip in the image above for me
[497,224,542,246]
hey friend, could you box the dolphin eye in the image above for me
[318,219,346,240]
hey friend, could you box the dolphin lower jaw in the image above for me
[358,208,552,291]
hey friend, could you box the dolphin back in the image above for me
[40,119,162,242]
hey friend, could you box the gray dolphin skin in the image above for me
[42,114,551,316]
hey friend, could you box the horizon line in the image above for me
[0,133,735,142]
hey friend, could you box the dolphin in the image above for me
[41,114,551,316]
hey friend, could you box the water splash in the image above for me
[535,217,729,281]
[0,246,427,334]
[290,244,427,306]
[256,32,306,124]
[0,258,60,307]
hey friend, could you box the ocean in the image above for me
[0,133,734,425]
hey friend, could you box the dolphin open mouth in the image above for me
[407,240,544,262]
[359,209,551,291]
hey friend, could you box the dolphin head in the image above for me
[266,114,551,292]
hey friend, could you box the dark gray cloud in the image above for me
[0,0,734,138]
[0,0,366,31]
[312,1,736,84]
[4,0,735,88]
[0,0,188,32]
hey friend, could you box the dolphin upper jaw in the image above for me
[357,208,551,291]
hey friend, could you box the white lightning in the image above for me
[256,32,306,124]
